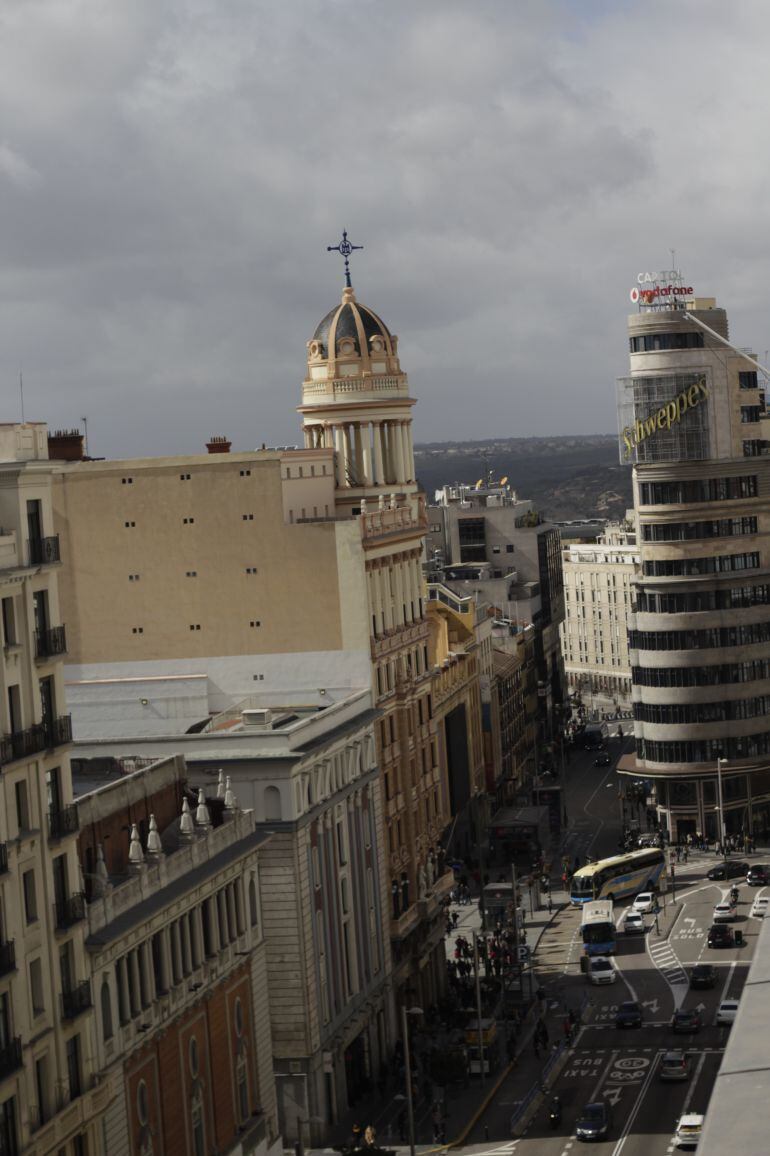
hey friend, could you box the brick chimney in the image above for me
[206,435,231,454]
[47,428,85,461]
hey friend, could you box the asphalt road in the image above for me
[461,739,762,1155]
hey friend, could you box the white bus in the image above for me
[570,848,666,905]
[580,900,616,956]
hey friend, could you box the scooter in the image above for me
[549,1098,562,1129]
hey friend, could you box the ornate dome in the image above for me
[309,286,395,362]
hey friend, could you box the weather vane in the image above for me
[327,229,363,288]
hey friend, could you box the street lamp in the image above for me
[401,1005,423,1156]
[717,758,728,860]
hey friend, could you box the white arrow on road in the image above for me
[695,1002,707,1013]
[603,1086,623,1106]
[683,917,697,924]
[641,998,659,1014]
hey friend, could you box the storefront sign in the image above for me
[621,376,709,460]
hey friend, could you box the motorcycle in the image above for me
[549,1098,562,1129]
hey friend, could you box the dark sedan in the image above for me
[708,923,735,948]
[576,1102,611,1141]
[747,864,770,885]
[690,963,717,989]
[672,1009,701,1034]
[707,860,748,881]
[615,1000,642,1028]
[594,753,611,767]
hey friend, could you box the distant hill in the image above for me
[415,434,633,522]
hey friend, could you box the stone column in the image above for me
[373,422,385,485]
[381,566,394,631]
[361,422,373,484]
[353,423,364,485]
[139,941,152,1007]
[226,884,238,942]
[234,880,245,936]
[393,421,406,484]
[333,426,344,485]
[191,907,204,967]
[341,425,352,486]
[404,422,415,481]
[181,915,192,974]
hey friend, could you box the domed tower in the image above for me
[299,273,417,516]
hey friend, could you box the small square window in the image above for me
[124,521,136,528]
[506,544,514,553]
[492,545,500,554]
[242,514,254,521]
[245,567,258,575]
[121,477,133,485]
[240,469,251,477]
[180,473,191,480]
[189,624,201,631]
[185,570,197,578]
[128,574,140,582]
[249,620,261,628]
[183,517,195,524]
[252,674,265,681]
[132,627,144,634]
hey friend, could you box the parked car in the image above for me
[576,1102,611,1141]
[624,912,646,934]
[615,1000,642,1028]
[716,999,739,1025]
[751,895,770,919]
[675,1114,704,1148]
[659,1050,691,1081]
[633,891,656,913]
[671,1008,701,1034]
[594,752,611,767]
[707,860,748,880]
[712,901,737,923]
[708,923,735,948]
[747,864,770,885]
[588,956,617,985]
[690,963,716,989]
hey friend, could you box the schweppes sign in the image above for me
[621,376,709,461]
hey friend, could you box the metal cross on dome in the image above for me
[327,229,363,288]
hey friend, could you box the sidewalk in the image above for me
[318,882,570,1154]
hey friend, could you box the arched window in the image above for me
[264,786,282,821]
[249,878,259,928]
[101,978,113,1042]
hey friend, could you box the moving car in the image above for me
[747,864,770,885]
[671,1009,701,1034]
[675,1114,704,1148]
[708,923,735,948]
[659,1051,691,1081]
[633,891,656,913]
[624,912,646,934]
[588,956,617,985]
[716,999,739,1025]
[751,895,770,919]
[615,1000,642,1028]
[712,900,737,923]
[690,963,716,989]
[576,1102,611,1141]
[707,860,748,880]
[594,752,611,767]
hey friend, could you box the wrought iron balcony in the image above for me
[48,804,79,841]
[0,714,72,768]
[54,893,86,931]
[61,980,92,1021]
[0,1037,22,1082]
[28,535,61,566]
[0,941,15,978]
[35,625,67,660]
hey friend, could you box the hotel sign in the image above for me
[621,376,709,460]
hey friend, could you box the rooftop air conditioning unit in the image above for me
[242,709,273,727]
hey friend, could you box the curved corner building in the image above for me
[617,291,770,845]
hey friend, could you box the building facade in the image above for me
[74,754,280,1156]
[617,291,770,842]
[560,521,639,710]
[0,423,107,1156]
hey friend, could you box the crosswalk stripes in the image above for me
[648,937,688,989]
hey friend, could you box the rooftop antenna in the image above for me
[670,248,677,272]
[327,229,363,288]
[19,370,24,423]
[81,415,89,457]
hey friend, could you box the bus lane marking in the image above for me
[608,1053,659,1156]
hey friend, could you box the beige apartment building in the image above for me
[51,275,464,1010]
[560,522,639,709]
[0,423,108,1156]
[618,291,770,842]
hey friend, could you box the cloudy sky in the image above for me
[2,0,769,458]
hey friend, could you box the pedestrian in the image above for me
[533,1036,541,1059]
[683,846,688,863]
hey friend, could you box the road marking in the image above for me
[608,1051,659,1155]
[715,959,738,1024]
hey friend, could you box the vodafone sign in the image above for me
[630,269,694,305]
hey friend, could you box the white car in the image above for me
[633,892,655,914]
[588,956,617,985]
[624,911,646,934]
[713,901,737,923]
[716,999,739,1025]
[675,1114,704,1148]
[751,895,769,918]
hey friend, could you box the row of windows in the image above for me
[634,694,770,724]
[741,406,763,423]
[630,619,770,651]
[636,584,770,614]
[122,469,256,482]
[632,658,770,688]
[127,568,259,579]
[641,516,757,542]
[642,552,760,577]
[639,475,757,506]
[638,731,770,764]
[739,371,759,390]
[629,331,704,352]
[743,440,769,457]
[131,621,261,634]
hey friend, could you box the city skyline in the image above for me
[2,2,770,457]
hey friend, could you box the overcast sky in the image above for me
[2,0,769,459]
